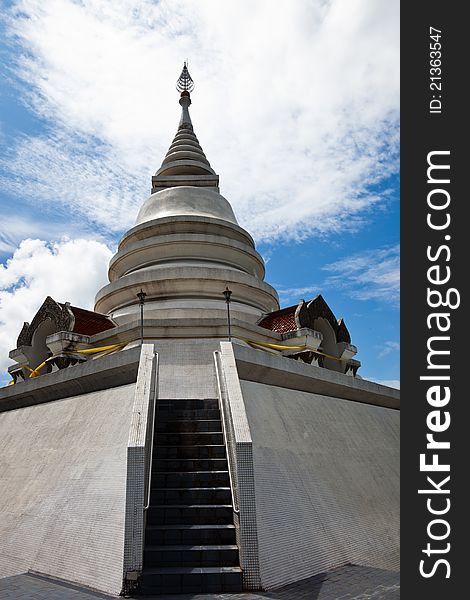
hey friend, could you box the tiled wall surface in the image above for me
[123,345,157,586]
[218,344,261,590]
[240,380,400,590]
[0,383,136,595]
[152,339,219,399]
[0,340,399,596]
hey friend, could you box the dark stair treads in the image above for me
[157,398,219,411]
[154,471,230,488]
[155,445,226,459]
[140,566,243,594]
[141,397,241,595]
[144,544,239,567]
[153,458,228,471]
[156,408,221,420]
[155,432,224,446]
[152,487,231,505]
[147,504,233,525]
[145,524,237,546]
[156,420,222,433]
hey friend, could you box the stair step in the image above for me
[145,524,236,545]
[146,544,238,550]
[140,566,243,594]
[144,396,240,594]
[156,420,222,433]
[151,487,231,505]
[147,504,233,525]
[157,399,218,411]
[154,471,229,488]
[153,458,228,471]
[155,445,226,459]
[156,408,221,420]
[144,544,239,567]
[155,432,224,446]
[144,566,242,573]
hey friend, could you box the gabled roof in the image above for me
[16,296,116,347]
[258,305,297,333]
[64,305,116,336]
[258,295,351,344]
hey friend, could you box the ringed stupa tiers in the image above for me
[95,62,279,334]
[0,64,399,597]
[7,62,360,381]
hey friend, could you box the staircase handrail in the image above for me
[214,351,240,515]
[144,351,159,512]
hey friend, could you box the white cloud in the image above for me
[378,340,400,358]
[276,284,320,306]
[0,214,109,256]
[0,237,112,376]
[323,244,400,305]
[1,0,399,242]
[1,134,142,233]
[274,244,399,308]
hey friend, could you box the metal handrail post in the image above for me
[144,352,159,511]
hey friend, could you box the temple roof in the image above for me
[258,295,351,345]
[65,304,116,336]
[16,296,115,348]
[258,305,297,334]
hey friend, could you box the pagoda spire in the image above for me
[176,62,194,131]
[150,62,219,194]
[176,61,194,94]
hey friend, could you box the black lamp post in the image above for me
[223,287,232,342]
[137,289,147,345]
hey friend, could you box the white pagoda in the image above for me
[0,64,399,597]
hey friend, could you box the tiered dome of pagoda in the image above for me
[94,63,279,326]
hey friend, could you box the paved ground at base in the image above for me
[0,565,400,600]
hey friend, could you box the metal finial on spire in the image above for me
[176,61,194,94]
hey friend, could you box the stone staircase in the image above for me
[140,398,243,595]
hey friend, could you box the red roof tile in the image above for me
[63,305,116,336]
[258,305,297,333]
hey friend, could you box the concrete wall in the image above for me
[0,383,136,594]
[240,379,399,589]
[152,339,218,399]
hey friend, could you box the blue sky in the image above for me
[0,0,399,387]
